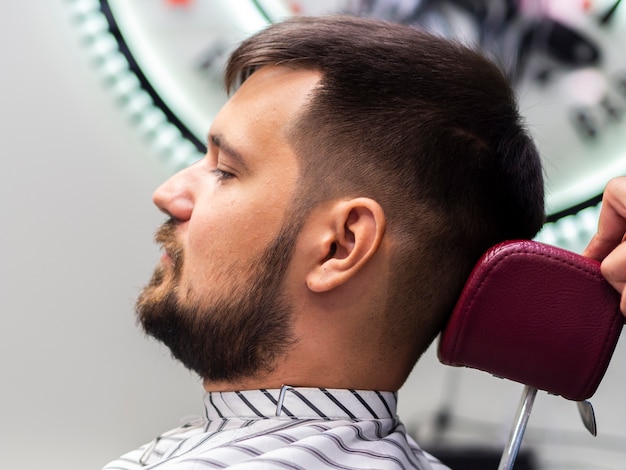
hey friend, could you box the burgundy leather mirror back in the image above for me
[438,240,624,401]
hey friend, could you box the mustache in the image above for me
[155,218,183,268]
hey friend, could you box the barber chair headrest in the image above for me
[438,240,624,402]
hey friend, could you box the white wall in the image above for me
[1,2,625,469]
[0,2,200,468]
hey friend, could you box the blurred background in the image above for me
[1,0,625,468]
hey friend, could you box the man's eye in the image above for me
[211,168,235,181]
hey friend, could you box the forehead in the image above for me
[210,66,321,170]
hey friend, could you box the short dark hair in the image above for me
[226,16,545,360]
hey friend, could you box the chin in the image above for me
[137,266,173,313]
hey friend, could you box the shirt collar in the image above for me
[204,387,398,421]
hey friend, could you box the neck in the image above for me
[201,307,413,393]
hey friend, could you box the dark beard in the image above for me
[136,218,302,383]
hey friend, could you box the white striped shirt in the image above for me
[103,387,449,470]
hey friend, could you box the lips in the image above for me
[160,251,172,264]
[156,220,181,258]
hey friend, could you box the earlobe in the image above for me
[307,198,386,293]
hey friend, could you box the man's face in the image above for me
[135,67,321,383]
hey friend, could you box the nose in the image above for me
[152,166,195,222]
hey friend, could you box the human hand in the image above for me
[583,177,626,316]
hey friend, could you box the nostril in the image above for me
[152,171,195,223]
[156,197,193,223]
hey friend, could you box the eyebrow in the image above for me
[208,133,250,172]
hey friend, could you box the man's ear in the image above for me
[306,198,386,293]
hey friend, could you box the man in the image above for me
[104,15,544,470]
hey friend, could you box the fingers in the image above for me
[582,177,626,316]
[582,177,626,261]
[599,240,626,315]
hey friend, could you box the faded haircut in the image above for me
[224,15,545,360]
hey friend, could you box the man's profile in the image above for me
[105,15,544,470]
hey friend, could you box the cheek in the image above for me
[181,212,271,285]
[185,221,226,276]
[180,182,295,282]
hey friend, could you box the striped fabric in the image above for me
[103,387,449,469]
